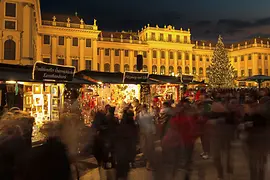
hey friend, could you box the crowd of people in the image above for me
[0,88,270,180]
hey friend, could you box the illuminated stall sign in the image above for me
[181,75,194,83]
[123,72,149,84]
[32,62,75,81]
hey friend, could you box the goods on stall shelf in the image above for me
[151,84,179,106]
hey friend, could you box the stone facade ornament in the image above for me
[52,16,56,21]
[67,18,70,23]
[94,19,97,26]
[80,19,84,24]
[156,25,159,28]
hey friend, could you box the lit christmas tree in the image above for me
[208,35,235,88]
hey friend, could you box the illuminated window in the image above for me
[234,57,237,62]
[178,52,182,60]
[265,69,268,76]
[105,49,110,56]
[86,60,92,70]
[258,68,262,75]
[234,70,238,78]
[5,20,16,30]
[168,34,172,42]
[97,48,100,55]
[241,55,244,61]
[151,33,155,40]
[43,58,50,63]
[104,63,110,72]
[5,3,16,17]
[143,65,148,72]
[58,59,65,65]
[143,51,147,58]
[72,38,78,46]
[192,67,196,74]
[4,39,16,60]
[72,59,79,71]
[153,50,157,58]
[258,54,262,59]
[86,39,91,47]
[170,52,174,59]
[114,64,120,72]
[97,63,100,71]
[241,70,245,77]
[185,53,189,60]
[44,35,50,44]
[248,55,252,60]
[169,66,174,76]
[161,51,165,59]
[176,35,180,42]
[124,64,129,72]
[177,66,182,74]
[206,57,210,62]
[248,69,252,77]
[199,68,203,75]
[265,55,268,60]
[134,51,138,57]
[160,34,164,41]
[58,36,64,45]
[152,65,157,74]
[192,55,195,61]
[184,36,188,43]
[185,67,189,74]
[115,49,120,56]
[160,66,165,75]
[200,56,203,61]
[125,50,129,57]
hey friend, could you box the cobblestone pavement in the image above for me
[79,140,252,180]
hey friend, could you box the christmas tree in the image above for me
[208,35,235,88]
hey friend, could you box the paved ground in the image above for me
[78,140,252,180]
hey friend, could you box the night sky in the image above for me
[40,0,270,43]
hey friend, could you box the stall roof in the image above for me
[76,70,124,84]
[0,63,94,84]
[148,74,181,84]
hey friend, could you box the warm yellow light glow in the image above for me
[97,81,103,84]
[6,81,24,84]
[167,83,171,85]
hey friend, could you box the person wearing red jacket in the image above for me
[161,100,199,180]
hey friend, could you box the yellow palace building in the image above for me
[1,0,270,86]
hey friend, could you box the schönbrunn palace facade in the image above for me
[1,0,270,86]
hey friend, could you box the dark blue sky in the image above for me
[40,0,270,42]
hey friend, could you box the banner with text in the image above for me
[32,62,75,81]
[181,75,194,83]
[123,72,149,84]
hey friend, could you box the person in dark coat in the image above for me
[114,109,137,180]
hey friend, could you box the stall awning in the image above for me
[76,70,124,84]
[0,63,94,84]
[148,74,181,84]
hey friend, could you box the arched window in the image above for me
[133,65,137,72]
[177,66,182,75]
[114,64,120,72]
[4,39,16,60]
[169,66,174,76]
[104,63,110,72]
[192,67,196,75]
[152,65,157,74]
[199,67,203,75]
[124,64,129,72]
[206,67,210,77]
[143,65,148,72]
[160,66,165,75]
[185,66,189,74]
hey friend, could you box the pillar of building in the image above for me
[66,37,71,66]
[203,56,206,78]
[110,49,115,72]
[262,55,265,75]
[189,53,193,75]
[181,52,185,73]
[157,50,161,74]
[22,3,32,59]
[130,50,135,71]
[120,49,124,72]
[244,55,248,76]
[174,51,178,75]
[79,38,85,70]
[35,34,42,61]
[165,50,169,75]
[252,53,258,75]
[148,50,152,73]
[51,36,57,64]
[196,55,199,78]
[100,48,104,71]
[237,56,241,77]
[92,39,98,70]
